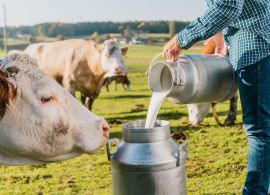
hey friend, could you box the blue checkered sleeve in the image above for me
[176,0,244,49]
[176,0,270,70]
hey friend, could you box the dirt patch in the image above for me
[172,132,187,142]
[107,119,123,125]
[131,104,145,112]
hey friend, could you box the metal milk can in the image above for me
[107,120,188,195]
[148,54,238,104]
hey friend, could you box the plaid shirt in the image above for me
[176,0,270,70]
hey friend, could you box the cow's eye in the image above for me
[41,96,54,104]
[109,46,116,55]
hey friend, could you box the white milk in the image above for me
[145,91,169,128]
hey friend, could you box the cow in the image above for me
[188,39,238,126]
[103,75,131,92]
[0,52,109,165]
[24,39,128,110]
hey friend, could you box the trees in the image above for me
[8,21,190,38]
[169,21,176,38]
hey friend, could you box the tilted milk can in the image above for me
[148,54,237,104]
[107,120,188,195]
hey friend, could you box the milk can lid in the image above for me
[109,120,188,169]
[122,120,170,143]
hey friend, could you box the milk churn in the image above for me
[106,120,188,195]
[148,54,237,104]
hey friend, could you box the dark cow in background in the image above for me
[25,39,128,110]
[188,39,238,126]
[103,75,131,92]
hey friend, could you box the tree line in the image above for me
[2,21,190,38]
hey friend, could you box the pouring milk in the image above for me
[145,91,169,128]
[145,59,172,128]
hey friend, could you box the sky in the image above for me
[0,0,207,26]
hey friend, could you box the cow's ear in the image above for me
[7,51,38,67]
[0,70,16,119]
[95,43,103,53]
[121,47,128,56]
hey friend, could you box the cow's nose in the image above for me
[115,67,124,75]
[101,123,110,139]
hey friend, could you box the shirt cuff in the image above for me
[176,31,188,49]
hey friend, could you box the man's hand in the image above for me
[163,36,182,61]
[206,32,228,55]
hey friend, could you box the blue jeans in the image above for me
[236,55,270,195]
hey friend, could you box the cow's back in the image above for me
[25,39,102,78]
[25,39,105,97]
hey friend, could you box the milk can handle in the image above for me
[106,138,120,161]
[177,141,188,167]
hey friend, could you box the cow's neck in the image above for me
[81,54,107,95]
[0,150,43,165]
[86,51,106,77]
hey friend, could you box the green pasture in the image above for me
[0,50,5,57]
[7,38,29,46]
[0,45,246,194]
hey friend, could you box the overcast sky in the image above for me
[0,0,207,26]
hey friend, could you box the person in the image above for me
[163,0,270,194]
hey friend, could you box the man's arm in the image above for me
[177,0,244,49]
[163,0,244,61]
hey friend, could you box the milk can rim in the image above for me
[122,120,170,133]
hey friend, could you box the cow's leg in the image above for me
[106,82,110,92]
[87,98,95,111]
[104,77,112,92]
[212,103,224,126]
[114,81,118,91]
[122,83,126,91]
[103,78,110,92]
[80,95,95,110]
[81,95,87,105]
[224,93,238,126]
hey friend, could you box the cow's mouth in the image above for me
[114,71,125,76]
[115,67,125,75]
[103,132,109,139]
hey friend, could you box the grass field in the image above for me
[7,38,29,46]
[0,50,5,56]
[0,45,247,194]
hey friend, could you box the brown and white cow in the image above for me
[24,39,128,110]
[0,52,109,165]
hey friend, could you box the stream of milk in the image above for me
[145,91,169,128]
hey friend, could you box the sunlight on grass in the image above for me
[0,50,6,57]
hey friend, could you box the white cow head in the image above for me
[101,39,128,77]
[188,103,211,126]
[0,52,109,165]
